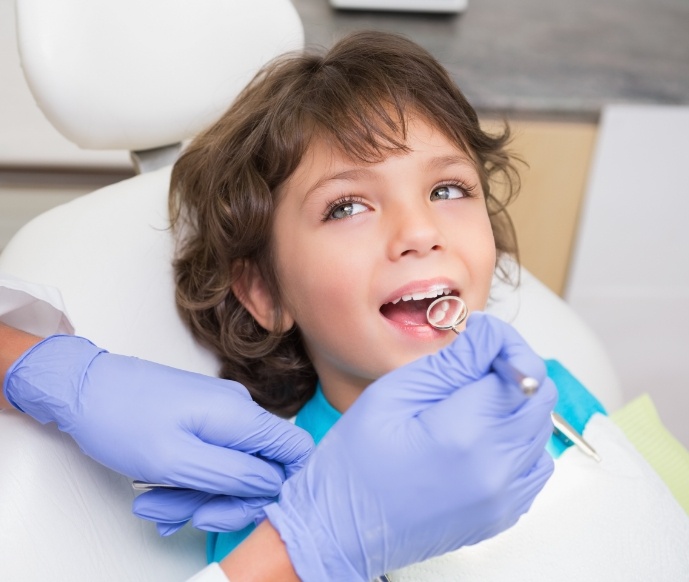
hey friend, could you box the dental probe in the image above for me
[551,412,602,462]
[426,295,601,462]
[491,356,539,396]
[492,357,601,463]
[490,357,601,462]
[131,480,180,491]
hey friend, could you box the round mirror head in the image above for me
[426,295,469,333]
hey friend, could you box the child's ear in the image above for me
[231,261,294,333]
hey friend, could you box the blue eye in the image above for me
[327,199,368,220]
[430,184,465,201]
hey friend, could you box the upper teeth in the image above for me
[391,286,452,304]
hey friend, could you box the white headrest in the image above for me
[15,0,304,151]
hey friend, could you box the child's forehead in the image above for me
[303,116,479,172]
[277,118,481,201]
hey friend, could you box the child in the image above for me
[169,31,689,579]
[170,30,520,418]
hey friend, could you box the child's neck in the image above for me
[320,376,371,413]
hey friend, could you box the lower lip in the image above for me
[381,314,449,340]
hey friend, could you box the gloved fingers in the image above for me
[442,312,531,384]
[481,382,556,482]
[508,450,555,520]
[229,410,314,479]
[133,487,273,533]
[167,441,288,496]
[192,495,274,532]
[416,373,537,444]
[133,488,215,524]
[501,413,558,483]
[492,376,558,442]
[416,373,554,489]
[157,521,189,537]
[363,313,543,413]
[191,403,315,479]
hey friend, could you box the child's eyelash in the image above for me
[433,179,478,197]
[321,195,367,222]
[321,179,477,222]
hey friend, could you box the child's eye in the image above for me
[430,184,466,201]
[324,198,368,221]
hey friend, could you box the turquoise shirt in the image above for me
[207,359,607,563]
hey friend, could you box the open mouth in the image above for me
[380,286,458,326]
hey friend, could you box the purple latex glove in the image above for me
[133,458,287,536]
[133,489,276,536]
[262,313,557,581]
[3,335,314,529]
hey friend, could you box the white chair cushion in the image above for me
[1,166,218,376]
[0,407,207,581]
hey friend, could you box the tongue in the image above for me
[380,298,434,326]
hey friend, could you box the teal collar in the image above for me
[295,382,342,445]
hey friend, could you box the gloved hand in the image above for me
[3,334,314,532]
[261,313,557,581]
[133,488,277,536]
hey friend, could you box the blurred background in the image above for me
[1,0,688,444]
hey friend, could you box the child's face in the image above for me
[252,117,496,411]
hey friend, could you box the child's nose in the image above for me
[386,202,446,260]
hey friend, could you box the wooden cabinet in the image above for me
[482,118,598,296]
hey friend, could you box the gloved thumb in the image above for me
[363,313,529,412]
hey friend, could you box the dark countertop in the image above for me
[291,0,689,120]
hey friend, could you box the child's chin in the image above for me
[392,339,452,368]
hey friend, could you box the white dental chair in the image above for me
[0,1,621,580]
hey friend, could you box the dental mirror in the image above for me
[426,295,469,333]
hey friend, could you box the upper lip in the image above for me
[380,279,459,306]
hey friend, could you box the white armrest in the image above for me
[0,408,207,581]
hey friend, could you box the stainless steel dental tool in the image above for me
[425,296,601,462]
[131,480,180,491]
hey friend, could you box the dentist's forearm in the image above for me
[0,323,43,408]
[220,519,300,582]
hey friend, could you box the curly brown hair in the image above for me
[169,30,521,417]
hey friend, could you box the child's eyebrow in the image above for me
[424,154,477,173]
[303,168,376,202]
